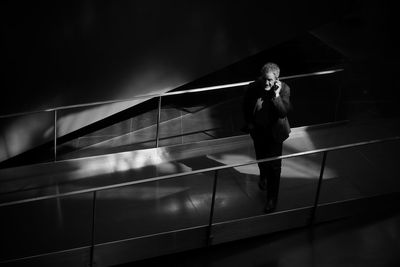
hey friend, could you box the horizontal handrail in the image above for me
[0,68,344,119]
[2,193,390,265]
[0,133,398,208]
[0,245,92,265]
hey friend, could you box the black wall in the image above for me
[1,0,351,115]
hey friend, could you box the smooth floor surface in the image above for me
[122,207,400,267]
[1,118,400,264]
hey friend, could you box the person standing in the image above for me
[242,62,292,213]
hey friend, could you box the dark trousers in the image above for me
[250,128,283,204]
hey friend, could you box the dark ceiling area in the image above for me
[175,0,400,117]
[0,0,371,116]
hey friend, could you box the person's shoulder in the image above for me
[281,81,291,90]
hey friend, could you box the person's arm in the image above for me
[271,83,291,118]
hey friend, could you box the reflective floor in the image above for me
[1,118,400,264]
[124,205,400,267]
[1,118,400,204]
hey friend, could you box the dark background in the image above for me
[1,0,399,163]
[1,0,366,115]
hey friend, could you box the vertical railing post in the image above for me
[310,151,328,225]
[89,191,97,267]
[156,96,162,148]
[54,109,58,161]
[207,170,219,246]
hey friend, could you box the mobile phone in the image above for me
[272,79,279,91]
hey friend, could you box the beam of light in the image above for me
[0,113,53,162]
[75,147,170,176]
[53,99,143,137]
[67,146,195,184]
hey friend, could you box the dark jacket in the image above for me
[242,78,292,140]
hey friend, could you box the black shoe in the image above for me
[258,179,267,191]
[263,200,276,213]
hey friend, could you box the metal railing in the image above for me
[0,68,344,162]
[1,135,399,208]
[0,69,343,120]
[5,66,400,266]
[1,131,399,265]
